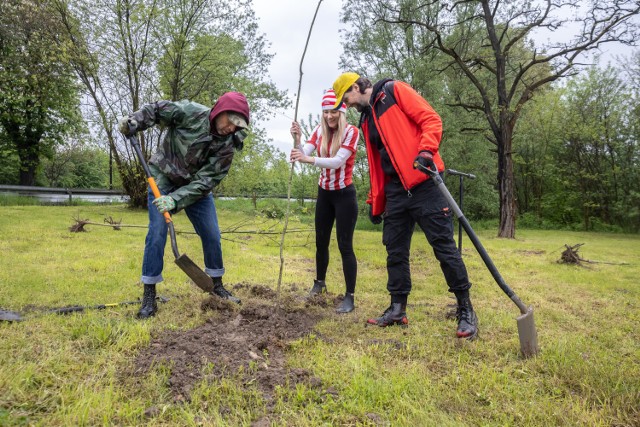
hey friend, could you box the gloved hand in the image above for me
[369,205,383,225]
[152,195,175,213]
[414,150,436,172]
[118,117,137,136]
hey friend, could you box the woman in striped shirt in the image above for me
[290,89,359,313]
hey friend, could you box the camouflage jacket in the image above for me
[130,100,238,211]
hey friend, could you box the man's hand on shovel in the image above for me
[153,195,176,213]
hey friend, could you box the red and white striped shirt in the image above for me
[306,124,359,190]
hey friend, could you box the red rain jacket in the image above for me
[361,80,445,216]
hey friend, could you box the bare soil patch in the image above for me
[133,284,334,407]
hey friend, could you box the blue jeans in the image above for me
[141,188,224,284]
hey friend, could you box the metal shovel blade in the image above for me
[174,254,215,293]
[516,307,539,357]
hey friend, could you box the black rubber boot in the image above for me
[309,279,327,296]
[137,284,157,319]
[456,296,478,339]
[366,303,408,327]
[336,293,355,313]
[212,277,241,305]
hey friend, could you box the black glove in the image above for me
[414,150,436,172]
[369,205,383,225]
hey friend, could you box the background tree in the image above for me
[53,0,287,207]
[41,141,113,189]
[558,65,639,231]
[0,0,83,186]
[341,0,640,237]
[53,0,158,206]
[512,88,568,226]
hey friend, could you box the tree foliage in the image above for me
[515,63,640,232]
[40,141,113,188]
[52,0,288,207]
[0,0,83,185]
[341,0,640,237]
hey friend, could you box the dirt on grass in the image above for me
[132,284,335,412]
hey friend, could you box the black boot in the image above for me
[309,279,327,296]
[366,303,408,327]
[137,284,157,319]
[455,295,478,339]
[212,277,241,304]
[336,293,355,313]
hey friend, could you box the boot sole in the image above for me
[136,312,157,319]
[456,314,478,340]
[456,329,479,340]
[365,319,409,328]
[308,289,327,297]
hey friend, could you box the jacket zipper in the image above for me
[371,89,412,198]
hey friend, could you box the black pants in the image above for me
[382,178,470,298]
[315,185,358,293]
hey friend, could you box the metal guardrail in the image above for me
[0,185,316,204]
[0,185,128,203]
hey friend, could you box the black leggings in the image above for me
[315,185,358,293]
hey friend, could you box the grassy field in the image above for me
[0,202,638,426]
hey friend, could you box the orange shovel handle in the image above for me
[147,177,172,224]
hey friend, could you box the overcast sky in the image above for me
[251,1,638,154]
[252,0,345,154]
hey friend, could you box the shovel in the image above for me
[415,162,539,357]
[128,129,215,294]
[0,296,170,322]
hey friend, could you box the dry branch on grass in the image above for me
[68,216,313,246]
[68,215,90,232]
[103,216,122,230]
[558,243,629,266]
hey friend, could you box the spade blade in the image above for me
[174,254,214,293]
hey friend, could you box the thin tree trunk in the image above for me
[497,126,517,238]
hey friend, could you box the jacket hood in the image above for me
[209,92,250,127]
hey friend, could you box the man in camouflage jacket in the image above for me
[119,92,250,318]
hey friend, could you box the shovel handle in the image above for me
[127,130,171,224]
[147,176,172,224]
[414,161,529,315]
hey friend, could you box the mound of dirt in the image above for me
[133,284,328,406]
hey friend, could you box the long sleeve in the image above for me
[129,100,235,211]
[393,82,442,154]
[312,147,352,169]
[302,143,315,156]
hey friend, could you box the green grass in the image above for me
[0,204,639,426]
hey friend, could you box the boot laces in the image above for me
[214,284,232,298]
[142,286,156,305]
[457,300,475,326]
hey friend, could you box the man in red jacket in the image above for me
[332,72,478,339]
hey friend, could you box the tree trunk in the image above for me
[17,141,40,186]
[497,126,517,238]
[19,166,37,186]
